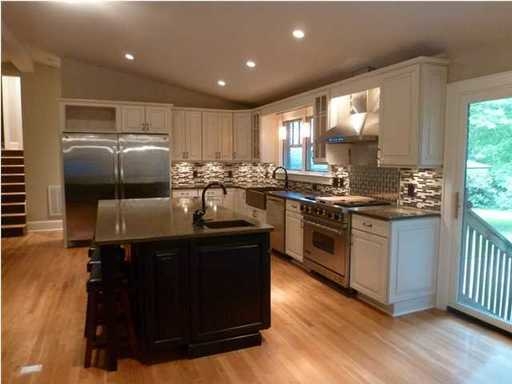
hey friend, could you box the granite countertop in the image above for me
[350,206,440,221]
[94,197,273,245]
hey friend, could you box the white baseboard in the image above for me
[27,220,63,232]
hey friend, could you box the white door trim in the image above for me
[438,70,512,332]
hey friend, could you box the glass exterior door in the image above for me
[458,97,512,328]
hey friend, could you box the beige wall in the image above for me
[61,58,247,109]
[448,40,512,83]
[19,63,62,223]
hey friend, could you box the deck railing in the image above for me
[459,209,512,324]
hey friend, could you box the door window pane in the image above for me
[466,97,512,241]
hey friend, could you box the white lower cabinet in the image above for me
[285,199,303,262]
[351,229,389,304]
[350,214,440,316]
[285,211,303,262]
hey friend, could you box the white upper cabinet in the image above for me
[313,93,328,163]
[186,111,203,160]
[122,106,146,132]
[252,112,261,162]
[233,112,252,161]
[219,112,233,161]
[145,106,169,133]
[172,109,202,161]
[202,112,233,161]
[379,63,447,167]
[121,104,170,133]
[259,113,279,164]
[202,111,220,161]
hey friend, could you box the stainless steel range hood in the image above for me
[321,88,380,144]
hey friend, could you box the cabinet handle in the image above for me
[362,222,373,228]
[233,151,237,159]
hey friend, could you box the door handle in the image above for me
[113,145,119,199]
[119,145,125,198]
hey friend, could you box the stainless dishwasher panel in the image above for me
[266,196,285,253]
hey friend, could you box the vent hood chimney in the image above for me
[321,88,380,144]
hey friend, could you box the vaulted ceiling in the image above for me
[3,1,512,106]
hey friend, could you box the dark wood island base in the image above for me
[94,198,273,370]
[131,234,271,364]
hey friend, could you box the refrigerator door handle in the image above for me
[113,144,120,199]
[119,145,125,199]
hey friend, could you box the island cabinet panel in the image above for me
[130,232,271,362]
[132,241,190,358]
[190,234,271,344]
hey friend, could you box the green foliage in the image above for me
[466,98,512,210]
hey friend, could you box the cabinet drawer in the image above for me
[172,189,198,198]
[286,199,301,213]
[352,214,389,237]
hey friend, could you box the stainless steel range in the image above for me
[301,195,389,288]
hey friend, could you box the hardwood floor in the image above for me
[2,231,511,384]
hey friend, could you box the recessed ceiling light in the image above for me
[292,29,305,39]
[246,60,256,68]
[217,80,226,87]
[124,53,135,61]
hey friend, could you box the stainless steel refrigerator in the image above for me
[62,133,170,247]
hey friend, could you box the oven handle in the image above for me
[303,220,346,236]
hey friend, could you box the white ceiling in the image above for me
[3,1,512,106]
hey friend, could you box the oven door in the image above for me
[303,219,348,277]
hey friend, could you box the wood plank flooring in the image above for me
[2,231,511,384]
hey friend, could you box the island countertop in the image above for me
[94,197,273,245]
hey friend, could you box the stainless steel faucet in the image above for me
[193,182,227,225]
[272,166,289,190]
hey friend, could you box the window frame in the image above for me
[283,116,328,173]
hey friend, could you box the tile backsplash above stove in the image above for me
[171,162,443,211]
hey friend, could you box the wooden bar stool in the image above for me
[83,246,136,369]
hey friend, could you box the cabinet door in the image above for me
[285,212,303,262]
[202,112,221,160]
[190,235,271,342]
[133,242,189,356]
[186,111,203,161]
[121,106,146,132]
[350,229,389,304]
[379,68,419,166]
[388,218,439,303]
[233,112,252,161]
[172,110,187,160]
[252,113,260,161]
[259,114,279,164]
[146,106,169,133]
[219,112,233,161]
[313,94,328,163]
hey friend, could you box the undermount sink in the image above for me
[203,220,255,229]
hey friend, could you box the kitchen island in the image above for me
[94,197,272,370]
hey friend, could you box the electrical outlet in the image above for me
[407,183,416,197]
[193,170,198,178]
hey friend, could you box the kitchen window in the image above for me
[283,118,329,172]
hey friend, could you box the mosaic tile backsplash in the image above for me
[171,162,443,211]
